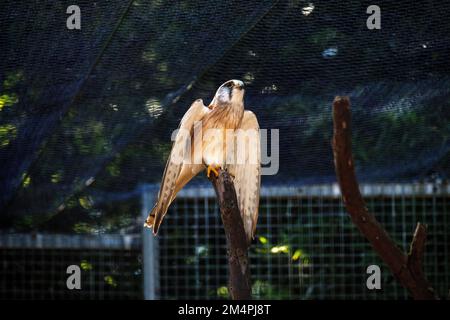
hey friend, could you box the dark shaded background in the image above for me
[0,0,449,233]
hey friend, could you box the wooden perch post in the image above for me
[209,169,252,300]
[332,96,438,300]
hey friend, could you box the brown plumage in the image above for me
[144,80,261,244]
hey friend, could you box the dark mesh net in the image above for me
[1,0,449,229]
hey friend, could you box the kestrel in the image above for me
[144,80,261,244]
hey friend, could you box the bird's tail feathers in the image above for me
[143,201,168,235]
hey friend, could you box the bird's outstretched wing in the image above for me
[145,99,210,234]
[228,110,261,244]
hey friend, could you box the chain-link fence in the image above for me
[1,183,449,299]
[153,183,450,299]
[0,234,142,299]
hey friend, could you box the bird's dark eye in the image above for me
[224,82,233,88]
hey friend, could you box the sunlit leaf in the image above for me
[21,173,31,188]
[270,245,289,254]
[78,196,93,209]
[104,275,117,287]
[0,124,17,147]
[259,236,268,244]
[80,260,93,271]
[0,94,19,111]
[292,249,302,261]
[216,286,228,298]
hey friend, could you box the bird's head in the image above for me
[209,79,245,109]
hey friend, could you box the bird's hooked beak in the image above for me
[230,79,245,90]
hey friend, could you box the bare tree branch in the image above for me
[332,96,438,300]
[209,169,252,300]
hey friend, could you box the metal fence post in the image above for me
[141,184,159,300]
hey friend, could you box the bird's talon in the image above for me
[207,165,220,178]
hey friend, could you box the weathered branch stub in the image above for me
[332,96,438,300]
